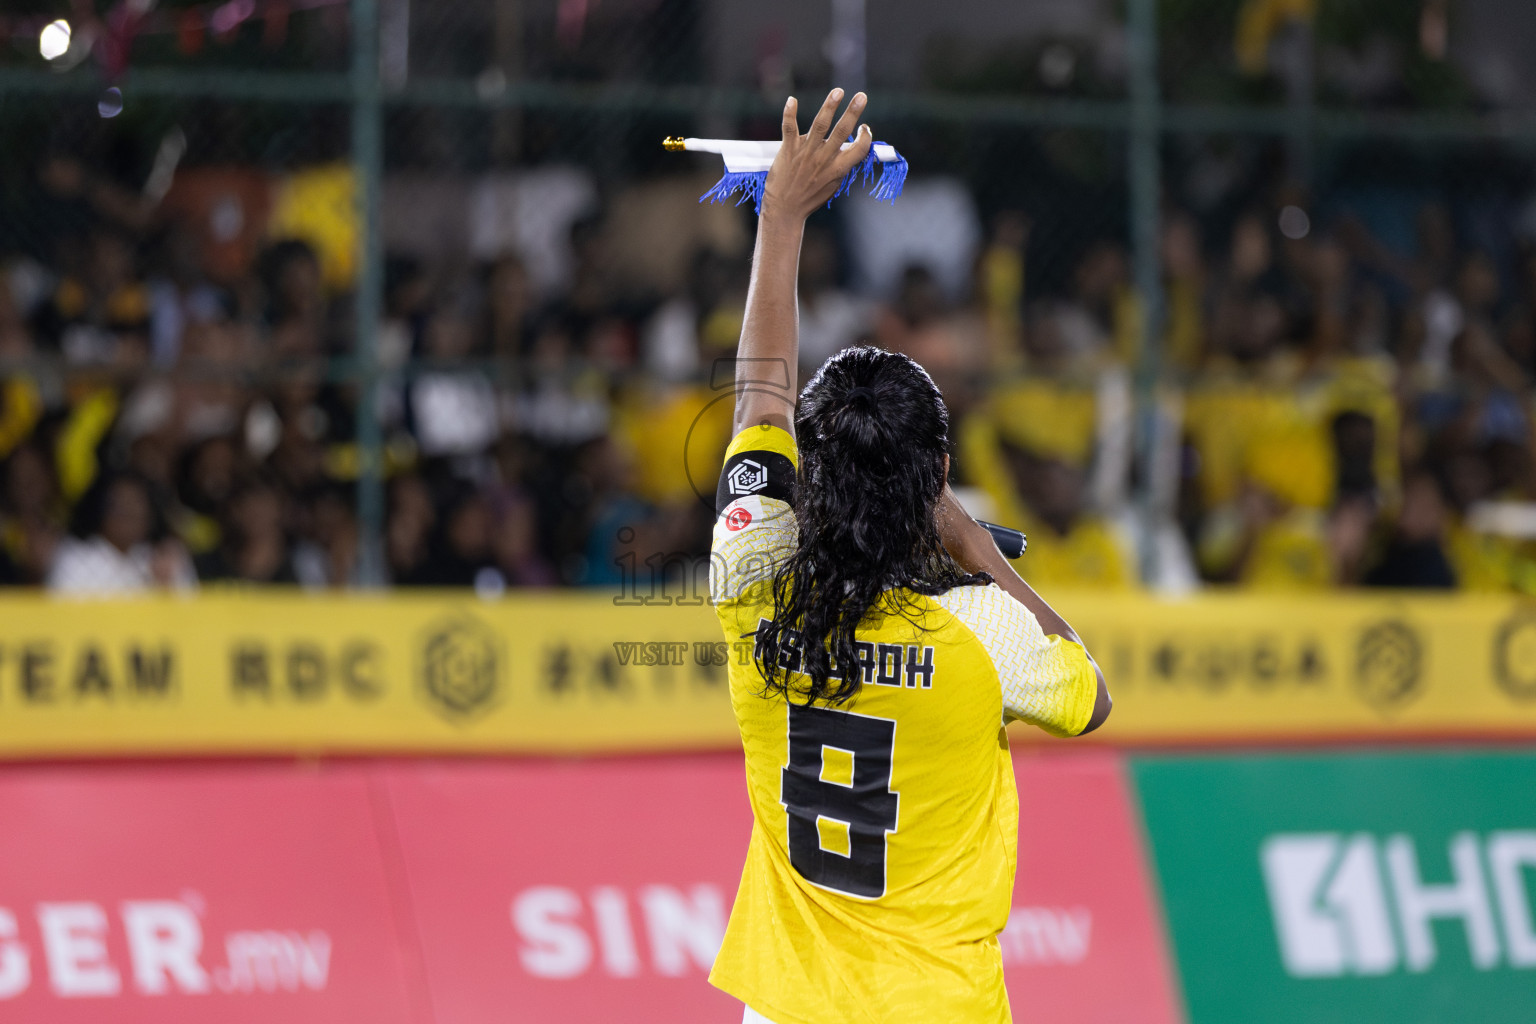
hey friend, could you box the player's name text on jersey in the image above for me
[753,618,936,689]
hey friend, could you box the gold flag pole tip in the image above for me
[662,136,686,152]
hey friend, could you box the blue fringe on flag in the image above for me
[699,142,908,214]
[699,171,767,210]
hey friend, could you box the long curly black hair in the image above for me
[756,346,990,705]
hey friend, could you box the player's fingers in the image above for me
[781,96,799,142]
[831,123,874,177]
[828,91,867,148]
[809,88,843,141]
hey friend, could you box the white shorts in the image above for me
[743,1006,779,1024]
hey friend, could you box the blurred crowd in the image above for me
[3,148,1536,595]
[964,196,1536,595]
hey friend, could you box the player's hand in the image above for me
[762,89,873,223]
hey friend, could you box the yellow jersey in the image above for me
[708,425,1099,1024]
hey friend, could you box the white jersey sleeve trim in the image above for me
[933,582,1093,734]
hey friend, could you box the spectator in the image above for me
[402,483,495,587]
[1438,447,1517,591]
[1331,411,1379,503]
[959,400,1136,589]
[0,443,64,586]
[259,239,329,357]
[1011,453,1136,589]
[641,247,732,382]
[484,254,534,359]
[513,318,610,446]
[194,479,299,584]
[33,226,151,366]
[489,492,557,588]
[386,474,436,584]
[571,435,651,588]
[144,221,227,368]
[1055,241,1137,364]
[177,435,244,554]
[0,273,43,461]
[976,211,1029,372]
[12,118,1536,599]
[407,296,499,460]
[48,472,195,593]
[293,485,361,589]
[1364,471,1457,588]
[874,263,985,398]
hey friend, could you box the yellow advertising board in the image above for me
[1047,590,1536,746]
[0,590,1534,756]
[0,593,736,757]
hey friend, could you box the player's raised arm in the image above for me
[732,90,873,439]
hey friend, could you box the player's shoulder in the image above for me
[933,580,1038,627]
[930,582,1046,657]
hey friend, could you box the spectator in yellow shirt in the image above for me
[1197,424,1336,589]
[959,408,1135,590]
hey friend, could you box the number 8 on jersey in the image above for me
[780,703,900,899]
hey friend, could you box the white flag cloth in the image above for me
[666,136,908,212]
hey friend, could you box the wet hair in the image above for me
[756,346,989,705]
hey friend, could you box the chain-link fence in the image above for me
[2,0,1535,593]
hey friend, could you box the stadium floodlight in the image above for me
[39,19,71,61]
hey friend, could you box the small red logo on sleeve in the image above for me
[725,506,753,531]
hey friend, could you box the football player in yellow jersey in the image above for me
[708,89,1113,1024]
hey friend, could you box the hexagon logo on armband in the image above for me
[726,458,768,495]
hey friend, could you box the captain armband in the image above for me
[716,449,796,514]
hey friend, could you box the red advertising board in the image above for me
[381,756,754,1023]
[0,765,418,1023]
[0,752,1181,1023]
[1007,752,1183,1024]
[381,751,1182,1024]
